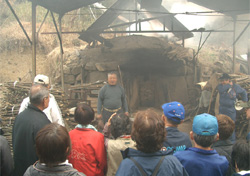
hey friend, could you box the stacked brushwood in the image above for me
[0,82,69,151]
[66,81,105,130]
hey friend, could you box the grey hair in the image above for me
[108,72,117,77]
[193,133,217,148]
[29,84,49,105]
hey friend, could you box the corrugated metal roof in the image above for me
[29,0,103,15]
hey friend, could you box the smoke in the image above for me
[162,0,249,55]
[124,0,249,55]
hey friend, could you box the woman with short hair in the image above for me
[24,123,85,176]
[103,113,136,175]
[116,109,188,176]
[68,104,107,176]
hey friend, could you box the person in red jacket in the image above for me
[68,104,107,176]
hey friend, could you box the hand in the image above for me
[124,112,129,116]
[108,113,116,126]
[246,109,250,120]
[97,114,102,119]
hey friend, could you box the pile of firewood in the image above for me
[0,82,69,149]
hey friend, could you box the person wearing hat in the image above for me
[217,73,247,141]
[161,101,192,152]
[174,113,229,176]
[19,74,64,126]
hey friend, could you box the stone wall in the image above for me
[48,35,196,111]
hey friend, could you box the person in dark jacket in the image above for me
[174,113,229,176]
[24,123,85,176]
[217,73,248,141]
[161,101,192,152]
[12,84,51,176]
[213,114,235,175]
[0,121,13,176]
[116,109,188,176]
[231,140,250,176]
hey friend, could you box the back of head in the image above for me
[74,104,95,125]
[110,113,132,139]
[232,140,250,171]
[216,114,235,140]
[162,101,185,125]
[36,123,71,167]
[29,84,49,106]
[193,113,218,147]
[132,109,166,153]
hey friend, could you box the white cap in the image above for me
[34,74,50,85]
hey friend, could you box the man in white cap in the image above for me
[19,74,64,126]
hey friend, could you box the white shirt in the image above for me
[18,94,65,126]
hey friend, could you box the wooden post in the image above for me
[59,16,65,92]
[32,2,36,80]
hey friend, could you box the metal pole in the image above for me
[182,36,185,47]
[59,16,65,91]
[5,0,32,45]
[233,21,250,46]
[233,18,237,73]
[32,2,37,80]
[248,39,250,74]
[135,0,138,31]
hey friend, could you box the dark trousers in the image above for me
[102,108,123,124]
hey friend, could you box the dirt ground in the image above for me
[0,51,48,82]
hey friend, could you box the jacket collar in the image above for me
[32,161,74,172]
[121,148,173,159]
[28,104,44,113]
[188,147,218,155]
[166,127,179,132]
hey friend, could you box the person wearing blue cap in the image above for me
[161,101,192,152]
[174,113,229,176]
[217,73,248,142]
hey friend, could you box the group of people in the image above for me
[0,72,250,176]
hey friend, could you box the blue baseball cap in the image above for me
[162,101,185,123]
[193,113,218,136]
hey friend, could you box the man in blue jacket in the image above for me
[161,101,192,152]
[217,73,248,141]
[174,113,229,176]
